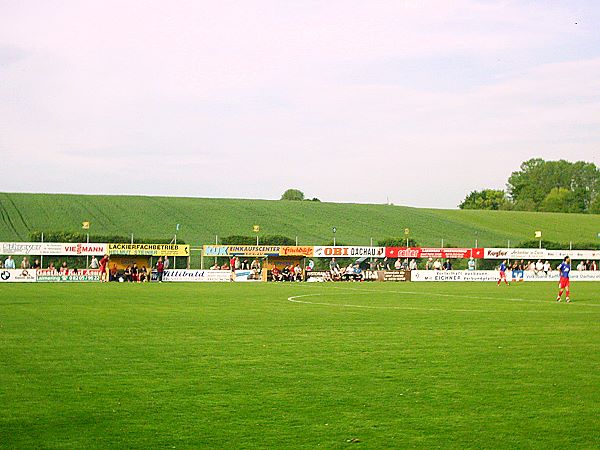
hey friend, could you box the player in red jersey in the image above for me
[99,254,109,283]
[497,260,509,286]
[556,256,571,303]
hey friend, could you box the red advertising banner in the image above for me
[385,247,484,259]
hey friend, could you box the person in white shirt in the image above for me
[467,258,476,270]
[4,256,16,269]
[409,259,418,270]
[394,259,402,270]
[543,260,551,276]
[90,256,99,269]
[577,261,586,271]
[433,259,442,270]
[535,259,544,275]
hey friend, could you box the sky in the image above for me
[1,0,599,208]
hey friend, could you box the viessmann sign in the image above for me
[0,242,107,256]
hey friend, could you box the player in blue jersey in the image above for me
[497,260,509,286]
[556,256,571,303]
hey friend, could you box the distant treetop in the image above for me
[280,189,305,201]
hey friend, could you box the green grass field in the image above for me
[1,192,599,247]
[1,282,599,448]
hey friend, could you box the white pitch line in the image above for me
[331,286,600,308]
[287,292,600,314]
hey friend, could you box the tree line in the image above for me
[459,158,600,214]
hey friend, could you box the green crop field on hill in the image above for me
[0,192,599,246]
[1,282,599,448]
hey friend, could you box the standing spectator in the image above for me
[577,261,586,271]
[467,258,476,271]
[131,263,139,282]
[394,258,402,270]
[156,257,165,282]
[31,259,41,269]
[535,259,544,276]
[60,261,68,273]
[433,259,442,270]
[585,260,591,270]
[163,256,170,270]
[306,259,314,271]
[124,266,132,282]
[0,259,3,269]
[425,258,434,270]
[329,258,340,275]
[409,259,418,270]
[235,257,241,270]
[590,261,598,271]
[90,256,99,269]
[48,262,56,271]
[20,257,31,269]
[543,260,551,276]
[4,255,16,269]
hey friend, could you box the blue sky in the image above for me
[1,0,599,207]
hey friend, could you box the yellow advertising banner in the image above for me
[279,246,314,257]
[108,243,190,257]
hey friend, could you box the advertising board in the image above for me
[161,269,261,282]
[36,269,102,282]
[385,247,483,259]
[0,242,107,256]
[108,244,189,257]
[162,269,231,282]
[202,245,314,258]
[0,269,37,282]
[411,270,600,282]
[313,246,385,258]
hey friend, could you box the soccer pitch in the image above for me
[1,283,599,448]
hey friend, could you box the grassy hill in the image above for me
[0,192,599,247]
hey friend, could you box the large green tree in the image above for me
[539,187,580,213]
[506,158,598,213]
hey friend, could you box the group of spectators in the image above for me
[271,264,303,281]
[209,257,261,272]
[0,255,71,271]
[506,259,599,279]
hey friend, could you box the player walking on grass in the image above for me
[99,254,109,283]
[556,256,571,303]
[497,260,509,286]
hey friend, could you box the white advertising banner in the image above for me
[545,250,600,260]
[313,246,385,258]
[483,248,547,260]
[0,242,107,256]
[411,270,600,282]
[0,269,37,282]
[162,269,262,282]
[163,269,231,282]
[484,248,600,260]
